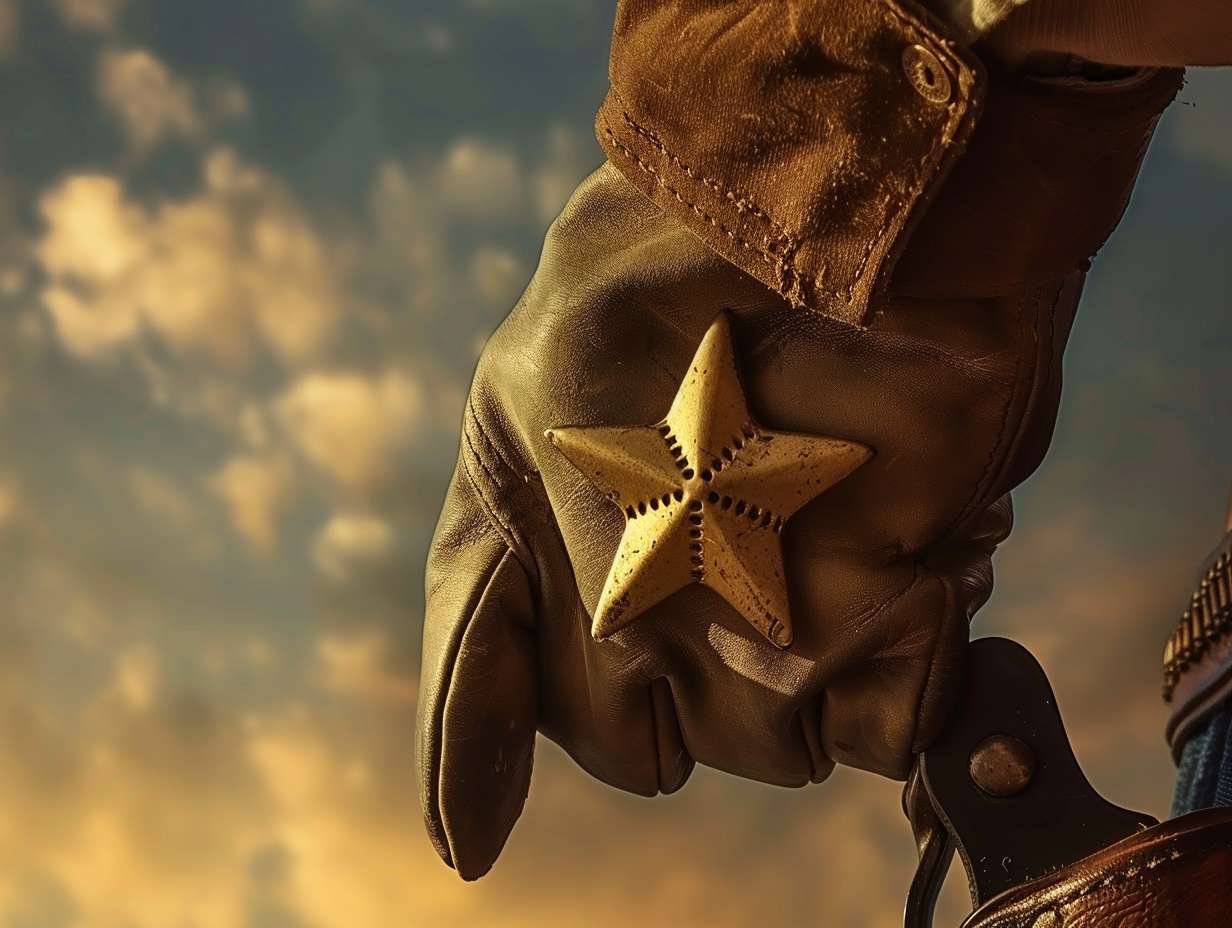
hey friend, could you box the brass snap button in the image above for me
[969,733,1035,798]
[902,44,952,105]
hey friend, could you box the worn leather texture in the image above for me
[962,809,1232,927]
[597,0,983,326]
[416,0,1183,880]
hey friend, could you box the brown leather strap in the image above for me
[903,638,1157,926]
[962,809,1232,927]
[908,638,1155,909]
[906,638,1232,927]
[903,767,955,928]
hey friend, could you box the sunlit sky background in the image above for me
[0,1,1229,926]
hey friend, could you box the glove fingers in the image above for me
[538,596,695,796]
[615,591,829,787]
[418,466,538,881]
[819,573,950,779]
[649,676,694,793]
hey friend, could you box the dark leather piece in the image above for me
[962,809,1232,927]
[904,766,955,928]
[904,638,1232,928]
[918,638,1156,907]
[891,65,1185,301]
[416,0,1183,879]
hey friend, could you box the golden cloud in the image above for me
[436,139,523,220]
[315,629,415,703]
[209,454,297,555]
[49,0,127,32]
[276,370,421,496]
[313,513,396,583]
[0,0,17,60]
[98,48,204,149]
[128,467,199,532]
[36,150,343,369]
[0,475,17,531]
[469,245,526,307]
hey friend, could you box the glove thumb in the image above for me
[416,458,538,880]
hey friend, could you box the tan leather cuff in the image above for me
[963,809,1232,927]
[597,1,1183,328]
[597,0,985,326]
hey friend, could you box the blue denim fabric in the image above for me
[1172,703,1232,816]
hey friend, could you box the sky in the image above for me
[0,1,1229,926]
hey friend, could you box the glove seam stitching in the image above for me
[464,404,546,590]
[610,96,789,241]
[943,282,1040,538]
[979,279,1064,512]
[467,398,528,486]
[598,114,800,301]
[858,565,927,639]
[460,422,526,558]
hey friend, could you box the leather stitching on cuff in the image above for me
[598,117,796,289]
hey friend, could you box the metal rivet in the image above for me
[902,44,952,105]
[969,734,1035,798]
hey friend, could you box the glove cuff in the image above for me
[598,0,1182,326]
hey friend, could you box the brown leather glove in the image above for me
[416,0,1183,881]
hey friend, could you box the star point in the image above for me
[550,313,872,648]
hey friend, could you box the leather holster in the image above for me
[904,638,1232,928]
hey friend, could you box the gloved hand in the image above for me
[416,0,1182,882]
[419,166,1042,880]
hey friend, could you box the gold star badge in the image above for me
[546,313,872,648]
